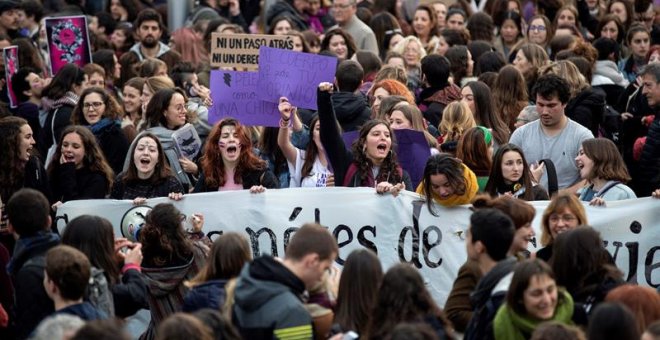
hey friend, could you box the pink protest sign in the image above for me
[3,46,18,108]
[45,16,92,76]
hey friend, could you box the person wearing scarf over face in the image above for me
[71,87,130,175]
[416,154,478,211]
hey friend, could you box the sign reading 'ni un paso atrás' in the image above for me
[210,33,294,70]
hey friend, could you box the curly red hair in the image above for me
[201,118,266,188]
[369,79,415,105]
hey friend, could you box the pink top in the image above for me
[219,170,243,191]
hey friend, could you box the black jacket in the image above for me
[182,279,229,313]
[330,92,371,132]
[8,232,60,339]
[113,268,149,318]
[39,104,74,159]
[265,1,309,32]
[193,167,279,192]
[638,114,660,195]
[51,163,109,202]
[94,123,130,176]
[417,84,462,128]
[565,87,605,137]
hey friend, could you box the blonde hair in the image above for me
[539,60,589,97]
[439,101,476,142]
[391,36,427,66]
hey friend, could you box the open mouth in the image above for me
[226,145,238,156]
[63,154,75,162]
[139,158,151,165]
[376,143,388,152]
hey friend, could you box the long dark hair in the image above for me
[62,215,121,285]
[258,127,287,180]
[366,264,452,339]
[144,88,187,129]
[301,116,322,179]
[71,87,124,125]
[41,64,85,100]
[123,133,173,184]
[0,117,30,202]
[140,203,193,267]
[485,143,536,201]
[464,81,510,145]
[187,232,251,287]
[47,125,115,191]
[422,154,467,216]
[334,249,383,335]
[456,127,491,176]
[350,120,402,186]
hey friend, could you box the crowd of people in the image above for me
[0,0,660,339]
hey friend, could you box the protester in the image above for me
[70,87,130,174]
[417,54,461,128]
[120,77,145,141]
[438,101,477,156]
[10,67,47,137]
[232,223,338,339]
[365,263,454,339]
[485,143,549,201]
[182,232,251,313]
[456,126,493,191]
[330,0,378,55]
[318,82,412,192]
[139,203,209,339]
[535,193,588,262]
[587,302,640,340]
[6,189,60,339]
[194,118,278,192]
[461,81,510,147]
[493,259,574,340]
[320,28,357,61]
[575,138,637,204]
[605,285,660,334]
[328,60,371,132]
[48,125,114,212]
[417,153,478,211]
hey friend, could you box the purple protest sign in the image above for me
[209,70,280,126]
[3,46,18,108]
[45,16,92,76]
[342,129,431,188]
[257,47,337,110]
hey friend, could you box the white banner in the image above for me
[56,188,660,306]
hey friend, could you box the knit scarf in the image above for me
[41,91,79,111]
[89,118,119,135]
[493,289,574,340]
[415,163,478,206]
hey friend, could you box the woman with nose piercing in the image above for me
[317,82,412,196]
[535,193,588,262]
[493,259,574,340]
[48,126,114,210]
[71,87,130,175]
[575,138,636,206]
[416,153,478,212]
[193,118,278,193]
[110,133,184,204]
[485,144,549,201]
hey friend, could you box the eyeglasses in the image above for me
[83,102,104,110]
[332,2,354,10]
[549,214,577,223]
[529,25,546,32]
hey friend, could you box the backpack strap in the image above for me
[540,158,558,197]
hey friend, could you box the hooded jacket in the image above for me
[119,42,181,86]
[233,256,313,340]
[565,87,605,137]
[331,92,371,132]
[140,245,206,340]
[265,1,309,33]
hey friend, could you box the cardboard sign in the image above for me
[209,70,280,126]
[45,16,92,76]
[210,33,294,70]
[3,46,18,108]
[257,46,337,110]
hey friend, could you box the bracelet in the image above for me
[279,118,292,129]
[121,263,142,273]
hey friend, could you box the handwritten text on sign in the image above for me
[210,33,294,70]
[209,70,279,126]
[257,47,337,110]
[56,189,660,307]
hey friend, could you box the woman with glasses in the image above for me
[526,15,553,52]
[71,87,130,175]
[535,193,588,262]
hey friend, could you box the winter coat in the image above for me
[182,279,229,313]
[565,87,605,137]
[331,92,371,132]
[417,84,462,128]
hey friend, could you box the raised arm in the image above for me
[277,97,300,166]
[317,82,352,186]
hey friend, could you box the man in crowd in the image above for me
[331,0,378,55]
[119,8,181,85]
[6,189,60,339]
[232,223,338,339]
[510,74,594,193]
[638,62,660,195]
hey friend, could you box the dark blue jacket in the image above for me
[182,279,228,313]
[56,302,106,321]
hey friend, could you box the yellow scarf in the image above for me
[415,164,479,207]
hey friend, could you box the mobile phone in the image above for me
[342,331,359,340]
